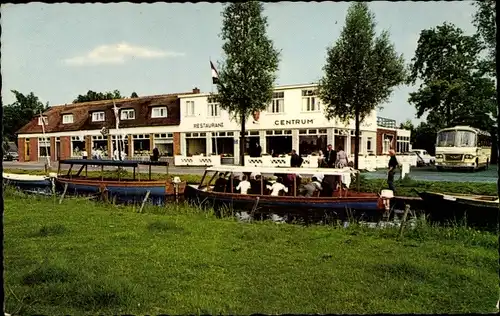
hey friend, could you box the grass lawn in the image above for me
[3,189,499,315]
[3,168,498,197]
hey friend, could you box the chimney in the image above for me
[192,87,200,94]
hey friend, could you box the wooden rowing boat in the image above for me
[3,172,53,193]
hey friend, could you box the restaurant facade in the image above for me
[16,83,411,165]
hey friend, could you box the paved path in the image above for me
[2,161,498,183]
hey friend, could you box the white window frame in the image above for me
[367,137,373,152]
[207,102,220,117]
[120,109,135,120]
[301,89,320,112]
[268,91,285,113]
[152,107,168,118]
[38,116,48,125]
[92,111,105,122]
[62,114,74,124]
[185,101,195,117]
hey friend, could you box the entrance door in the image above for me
[25,139,30,161]
[55,141,61,161]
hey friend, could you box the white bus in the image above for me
[434,126,492,171]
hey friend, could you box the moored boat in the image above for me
[184,166,390,222]
[417,191,498,230]
[55,159,186,205]
[3,172,54,193]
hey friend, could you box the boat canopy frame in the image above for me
[57,159,169,181]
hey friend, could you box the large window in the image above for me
[298,129,327,156]
[154,133,174,157]
[91,135,108,157]
[71,136,86,157]
[120,109,135,120]
[92,112,105,122]
[267,130,293,156]
[185,101,195,116]
[152,107,168,118]
[207,97,220,117]
[396,136,410,153]
[244,131,260,155]
[477,133,492,147]
[185,132,207,156]
[268,91,284,113]
[367,137,373,153]
[62,114,73,124]
[111,135,129,158]
[132,134,150,157]
[301,89,320,112]
[212,132,235,156]
[38,137,51,158]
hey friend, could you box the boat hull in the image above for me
[55,178,185,205]
[3,173,52,193]
[418,192,498,230]
[184,184,383,221]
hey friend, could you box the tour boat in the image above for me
[417,191,498,230]
[184,166,389,221]
[3,172,54,193]
[54,159,186,205]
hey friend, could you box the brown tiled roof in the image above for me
[16,91,196,135]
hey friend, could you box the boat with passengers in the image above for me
[55,159,186,205]
[184,165,391,222]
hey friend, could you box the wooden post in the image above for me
[139,191,151,213]
[198,170,208,189]
[149,165,152,181]
[59,183,68,204]
[85,165,88,178]
[260,176,264,195]
[101,165,104,181]
[398,204,411,238]
[230,172,234,193]
[293,176,296,197]
[133,167,136,180]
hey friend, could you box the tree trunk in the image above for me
[240,112,246,166]
[354,108,360,170]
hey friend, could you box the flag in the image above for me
[210,60,219,84]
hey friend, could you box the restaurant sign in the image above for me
[193,122,224,128]
[274,119,314,126]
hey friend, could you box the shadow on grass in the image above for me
[21,265,76,285]
[29,224,68,238]
[373,262,430,282]
[147,221,185,234]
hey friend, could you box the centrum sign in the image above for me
[193,122,224,128]
[274,119,314,126]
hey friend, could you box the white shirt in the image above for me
[236,180,251,194]
[267,182,288,196]
[81,150,88,157]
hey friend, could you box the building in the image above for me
[16,83,411,165]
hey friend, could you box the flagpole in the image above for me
[210,57,219,156]
[39,110,50,168]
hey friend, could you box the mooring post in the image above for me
[398,204,411,238]
[59,183,68,204]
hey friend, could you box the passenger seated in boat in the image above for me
[213,173,227,192]
[249,174,264,194]
[267,177,288,196]
[321,174,336,197]
[226,173,241,193]
[299,177,323,197]
[236,175,251,194]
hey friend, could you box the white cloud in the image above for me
[63,42,184,66]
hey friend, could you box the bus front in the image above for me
[434,127,483,171]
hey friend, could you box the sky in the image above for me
[1,1,479,125]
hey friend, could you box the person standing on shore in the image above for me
[387,149,398,193]
[324,144,336,168]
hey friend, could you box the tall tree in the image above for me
[73,89,123,103]
[318,2,406,169]
[472,0,496,77]
[130,92,139,98]
[2,90,49,141]
[215,1,280,166]
[407,22,496,132]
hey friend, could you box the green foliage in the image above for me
[130,92,139,98]
[73,90,124,103]
[216,2,280,121]
[3,90,49,141]
[318,2,406,169]
[407,22,496,132]
[472,0,496,77]
[3,192,498,314]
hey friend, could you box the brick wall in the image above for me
[29,138,38,161]
[60,136,71,160]
[50,137,56,162]
[376,128,397,155]
[173,132,181,155]
[18,138,26,162]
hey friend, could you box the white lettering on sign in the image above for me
[274,119,314,126]
[193,122,224,128]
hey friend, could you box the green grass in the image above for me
[3,189,499,315]
[4,168,498,197]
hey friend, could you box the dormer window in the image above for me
[120,109,135,120]
[152,107,167,118]
[62,114,74,124]
[38,116,48,125]
[92,111,105,122]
